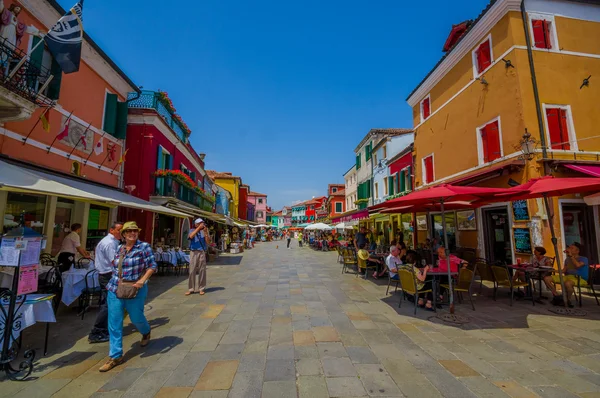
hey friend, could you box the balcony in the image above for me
[153,175,214,212]
[0,38,55,122]
[128,90,190,143]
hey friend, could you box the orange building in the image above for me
[326,184,346,219]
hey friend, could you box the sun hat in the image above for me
[195,218,204,225]
[122,221,141,232]
[357,249,370,261]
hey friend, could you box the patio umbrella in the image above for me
[335,222,354,229]
[306,223,332,230]
[371,184,509,314]
[486,176,600,308]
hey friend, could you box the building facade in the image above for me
[372,133,414,205]
[239,184,249,220]
[344,165,358,213]
[248,191,268,223]
[408,0,600,263]
[207,171,242,219]
[327,184,346,219]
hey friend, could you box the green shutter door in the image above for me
[406,166,412,192]
[114,101,128,139]
[103,93,118,135]
[47,57,62,100]
[29,37,44,89]
[388,176,394,196]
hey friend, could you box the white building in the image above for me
[372,133,414,204]
[344,165,357,213]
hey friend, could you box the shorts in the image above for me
[552,274,587,286]
[390,274,399,280]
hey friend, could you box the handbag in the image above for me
[115,251,139,299]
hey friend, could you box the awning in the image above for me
[565,164,600,177]
[446,160,524,186]
[164,202,227,223]
[0,160,188,218]
[331,209,369,224]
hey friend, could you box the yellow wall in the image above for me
[214,178,240,218]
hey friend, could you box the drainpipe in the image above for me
[520,0,549,172]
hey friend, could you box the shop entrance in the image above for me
[154,214,176,247]
[430,213,456,253]
[482,207,512,265]
[561,202,598,263]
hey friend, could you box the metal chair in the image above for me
[78,269,102,320]
[576,265,600,307]
[473,258,495,293]
[491,264,533,306]
[386,270,400,295]
[356,255,378,279]
[76,258,92,269]
[398,266,433,315]
[441,264,478,311]
[341,248,358,274]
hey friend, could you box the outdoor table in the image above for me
[508,264,555,303]
[427,270,459,309]
[61,267,99,306]
[0,265,55,289]
[0,294,56,355]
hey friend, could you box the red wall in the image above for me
[389,152,412,174]
[238,187,248,220]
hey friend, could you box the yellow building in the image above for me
[408,0,600,264]
[207,171,241,219]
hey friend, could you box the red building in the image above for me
[239,184,249,220]
[387,143,414,194]
[122,91,215,246]
[326,184,346,219]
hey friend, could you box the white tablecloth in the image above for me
[0,294,56,348]
[61,268,99,306]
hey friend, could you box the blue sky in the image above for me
[60,0,488,210]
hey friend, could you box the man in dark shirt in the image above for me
[354,226,367,250]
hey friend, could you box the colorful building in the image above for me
[327,184,346,219]
[291,203,307,226]
[248,191,268,223]
[372,133,414,205]
[215,185,232,216]
[344,165,358,214]
[207,171,242,219]
[408,0,600,263]
[239,184,249,220]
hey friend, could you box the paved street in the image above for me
[4,241,600,397]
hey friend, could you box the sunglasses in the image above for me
[122,229,139,234]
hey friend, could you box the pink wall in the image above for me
[248,194,268,222]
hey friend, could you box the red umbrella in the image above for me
[378,201,479,214]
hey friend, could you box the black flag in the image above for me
[44,1,84,74]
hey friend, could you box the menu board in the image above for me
[18,265,38,295]
[88,209,100,230]
[513,227,533,254]
[512,200,530,221]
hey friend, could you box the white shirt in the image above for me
[60,232,81,254]
[94,234,120,274]
[386,254,403,278]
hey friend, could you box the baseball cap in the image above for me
[194,218,204,225]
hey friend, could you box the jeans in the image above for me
[107,284,150,359]
[90,272,112,337]
[287,239,291,248]
[298,240,303,247]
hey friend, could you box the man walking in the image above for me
[187,218,211,296]
[286,231,292,249]
[298,231,303,247]
[88,221,123,343]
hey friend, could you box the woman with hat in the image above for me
[187,218,211,296]
[99,221,157,372]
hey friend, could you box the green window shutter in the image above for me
[356,154,361,169]
[400,170,406,192]
[406,166,412,191]
[103,93,118,135]
[114,101,128,139]
[30,36,44,69]
[365,143,371,161]
[47,57,63,100]
[388,176,394,196]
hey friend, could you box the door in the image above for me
[562,203,598,263]
[483,208,512,265]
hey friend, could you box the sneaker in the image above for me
[140,332,151,347]
[99,357,123,372]
[88,334,109,344]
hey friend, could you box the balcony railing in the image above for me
[154,176,213,212]
[0,37,54,107]
[127,90,188,143]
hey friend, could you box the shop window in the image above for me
[545,106,574,151]
[477,118,502,164]
[422,155,435,184]
[473,36,492,76]
[420,95,431,122]
[51,198,74,255]
[335,202,343,213]
[3,193,46,235]
[532,19,552,49]
[383,145,388,159]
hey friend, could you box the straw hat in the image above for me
[357,249,370,261]
[122,221,141,232]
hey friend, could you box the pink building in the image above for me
[248,191,268,223]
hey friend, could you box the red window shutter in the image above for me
[424,157,434,183]
[422,98,430,119]
[546,108,563,150]
[543,21,552,49]
[532,20,551,49]
[559,109,571,150]
[476,40,492,73]
[486,121,501,161]
[480,125,490,162]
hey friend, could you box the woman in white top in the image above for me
[58,223,90,272]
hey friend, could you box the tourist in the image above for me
[383,245,402,280]
[57,223,91,272]
[99,221,156,372]
[298,231,303,247]
[436,246,468,272]
[544,242,589,307]
[357,243,383,273]
[354,226,367,250]
[403,252,435,311]
[88,221,123,344]
[286,231,292,249]
[187,218,210,296]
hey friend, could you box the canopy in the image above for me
[489,176,600,202]
[334,222,354,229]
[305,223,332,230]
[378,201,477,214]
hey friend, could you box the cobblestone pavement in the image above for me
[4,241,600,397]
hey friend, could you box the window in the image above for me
[102,92,128,139]
[532,19,551,49]
[29,36,62,100]
[383,177,388,196]
[373,151,378,166]
[258,198,263,204]
[388,175,394,196]
[365,142,372,161]
[473,36,492,76]
[332,187,337,193]
[256,211,263,218]
[4,193,46,235]
[356,154,361,169]
[422,155,434,184]
[374,182,379,199]
[477,118,502,164]
[335,202,343,213]
[545,106,575,150]
[420,95,431,122]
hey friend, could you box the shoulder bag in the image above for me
[116,251,139,299]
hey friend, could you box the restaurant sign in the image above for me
[332,209,369,224]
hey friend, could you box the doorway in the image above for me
[561,203,598,263]
[483,207,512,265]
[430,213,456,252]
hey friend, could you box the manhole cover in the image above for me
[548,307,587,317]
[433,313,470,324]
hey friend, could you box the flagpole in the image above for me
[111,149,128,175]
[22,106,51,145]
[66,122,92,159]
[98,151,110,170]
[84,130,107,165]
[47,110,74,154]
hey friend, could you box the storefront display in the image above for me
[3,193,46,235]
[86,205,111,251]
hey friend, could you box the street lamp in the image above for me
[519,129,537,160]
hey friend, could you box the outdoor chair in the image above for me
[397,266,433,315]
[474,258,495,293]
[575,265,600,307]
[78,269,102,320]
[76,257,92,269]
[342,248,358,274]
[491,264,533,306]
[356,256,378,279]
[336,246,344,264]
[386,271,400,295]
[441,263,478,311]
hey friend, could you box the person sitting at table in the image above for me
[544,242,589,307]
[357,243,383,276]
[402,252,435,310]
[513,246,553,283]
[436,246,468,272]
[382,245,402,280]
[57,223,91,272]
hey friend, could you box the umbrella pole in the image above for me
[440,200,455,314]
[543,195,568,308]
